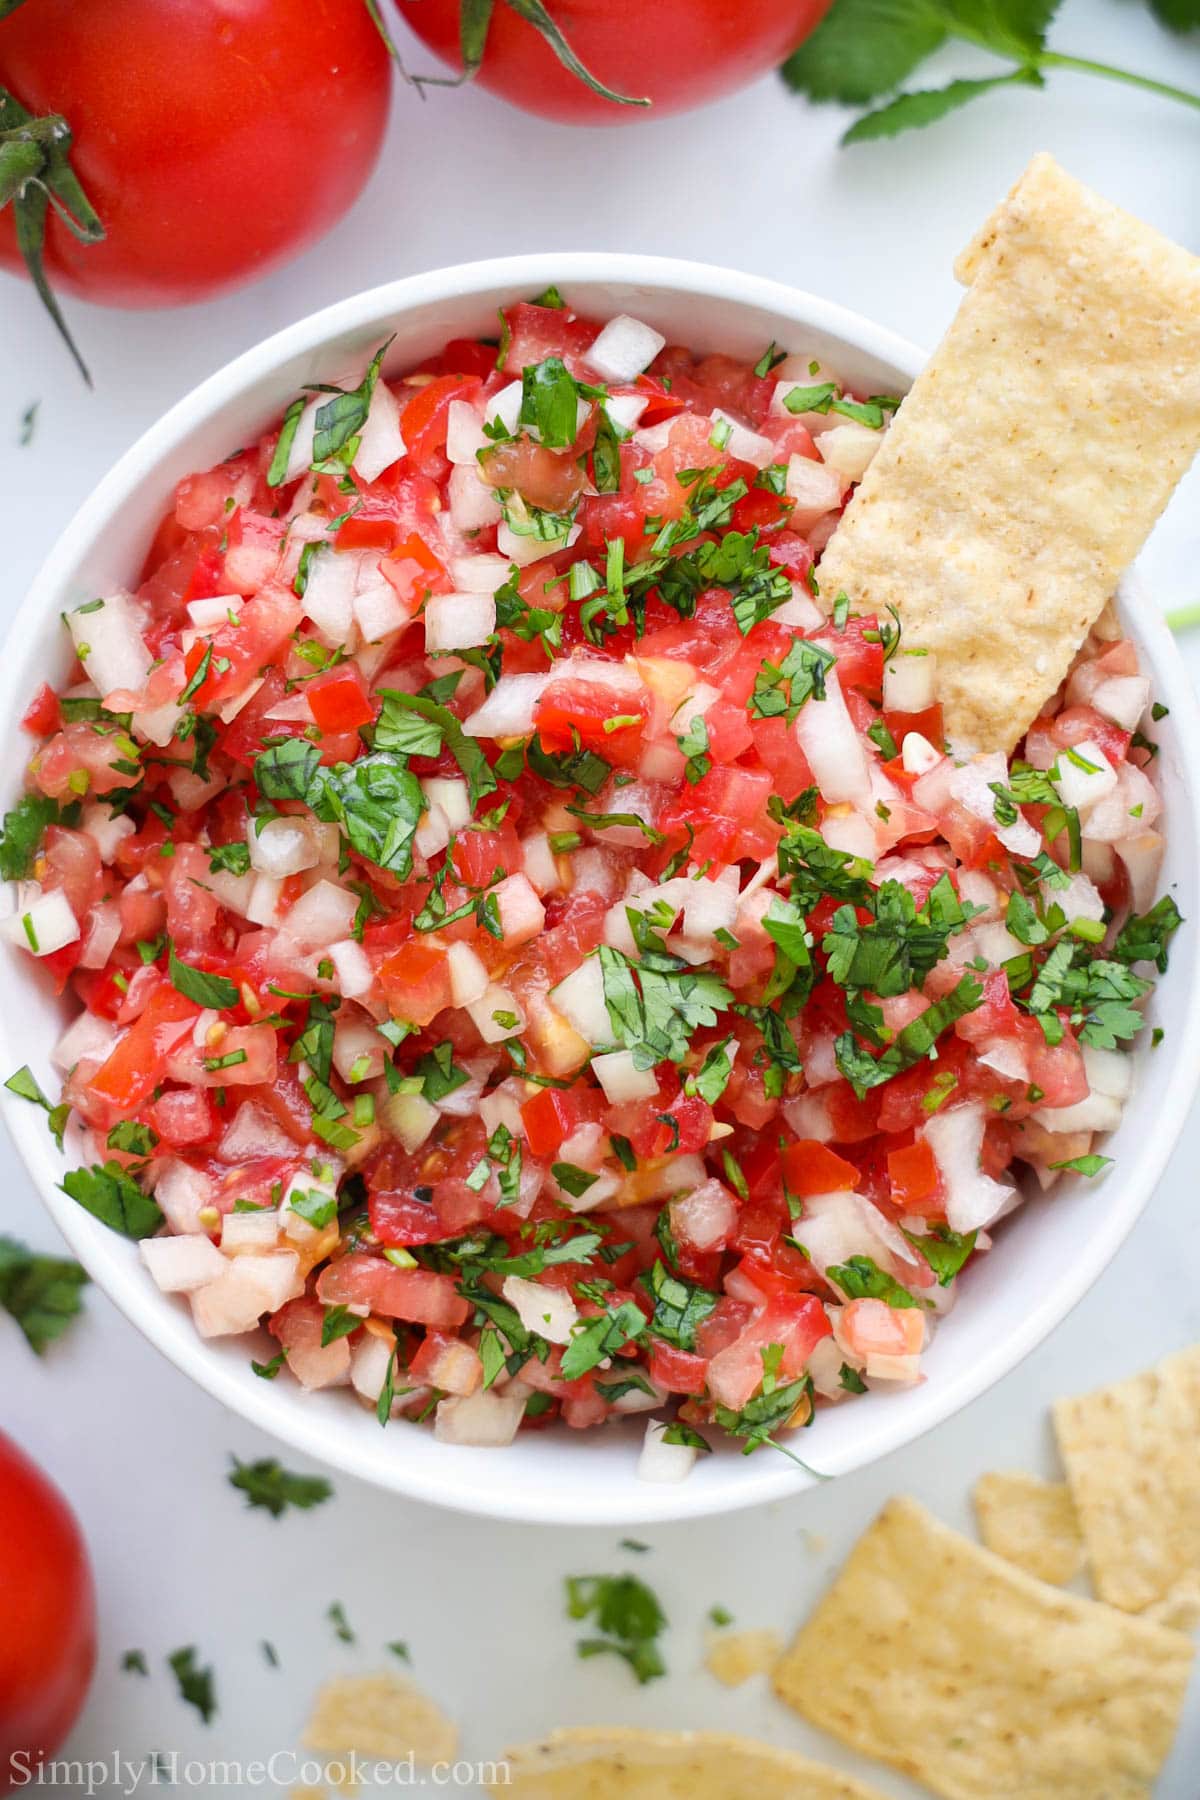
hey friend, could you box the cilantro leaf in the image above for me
[1112,894,1182,974]
[598,942,733,1070]
[825,1254,917,1306]
[62,1162,162,1239]
[0,792,59,880]
[375,689,497,811]
[844,68,1042,143]
[714,1376,814,1456]
[1048,1153,1113,1177]
[0,1234,88,1354]
[835,973,984,1095]
[228,1456,334,1519]
[5,1063,70,1149]
[639,1259,718,1350]
[901,1223,976,1285]
[168,943,238,1010]
[167,1646,217,1724]
[560,1298,646,1380]
[566,1573,666,1685]
[781,0,949,105]
[519,356,583,448]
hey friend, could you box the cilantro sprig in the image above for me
[781,0,1200,145]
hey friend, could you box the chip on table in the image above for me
[772,1496,1193,1799]
[490,1727,891,1798]
[1053,1342,1200,1614]
[817,152,1200,754]
[971,1469,1086,1585]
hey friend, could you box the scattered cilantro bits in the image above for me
[167,1646,216,1724]
[227,1456,334,1519]
[567,1572,667,1684]
[3,299,1174,1474]
[0,1234,88,1354]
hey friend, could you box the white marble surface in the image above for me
[2,2,1200,1791]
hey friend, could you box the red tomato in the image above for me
[0,1434,96,1779]
[398,0,830,126]
[0,1,391,309]
[781,1139,860,1199]
[887,1139,941,1210]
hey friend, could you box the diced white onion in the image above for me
[784,455,843,528]
[1033,1091,1123,1133]
[53,1010,117,1075]
[449,460,507,529]
[949,752,1040,856]
[248,815,319,878]
[501,1275,579,1345]
[353,378,406,482]
[80,803,136,863]
[445,398,488,465]
[300,549,359,645]
[283,880,360,950]
[190,1251,302,1338]
[421,777,471,832]
[584,315,666,383]
[486,381,524,436]
[603,394,648,433]
[817,420,884,482]
[466,984,525,1044]
[218,1103,296,1163]
[1091,675,1150,731]
[383,1089,440,1154]
[331,1015,385,1084]
[521,831,563,896]
[283,395,322,482]
[351,1332,398,1405]
[3,887,80,957]
[434,1387,524,1447]
[462,671,552,739]
[682,871,738,942]
[1115,831,1164,915]
[153,1160,216,1236]
[794,668,871,807]
[883,651,936,714]
[902,733,942,776]
[447,941,490,1007]
[496,518,578,566]
[139,1234,227,1294]
[710,409,774,469]
[354,584,410,643]
[591,1048,657,1103]
[327,937,374,999]
[246,874,282,928]
[550,959,611,1046]
[220,1208,281,1253]
[67,593,152,699]
[494,872,545,945]
[1082,1043,1134,1102]
[450,552,512,594]
[187,594,243,630]
[424,592,496,652]
[637,1418,698,1483]
[924,1104,1015,1233]
[1052,742,1118,813]
[670,1179,737,1251]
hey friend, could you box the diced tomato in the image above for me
[887,1138,941,1210]
[316,1253,469,1328]
[781,1139,860,1199]
[534,680,650,765]
[520,1085,606,1158]
[306,663,375,734]
[85,983,198,1120]
[885,702,944,749]
[400,373,481,470]
[377,939,452,1028]
[22,683,61,736]
[646,1340,708,1396]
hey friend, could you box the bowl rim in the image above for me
[4,251,1200,1526]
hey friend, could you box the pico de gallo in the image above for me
[2,295,1181,1471]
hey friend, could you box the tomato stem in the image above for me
[0,86,105,385]
[1165,603,1200,633]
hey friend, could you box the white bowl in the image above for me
[2,255,1198,1526]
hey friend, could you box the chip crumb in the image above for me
[1053,1343,1200,1613]
[972,1469,1085,1585]
[289,1788,327,1800]
[302,1672,458,1764]
[703,1626,783,1687]
[773,1495,1193,1800]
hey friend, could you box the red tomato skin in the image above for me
[400,0,831,125]
[0,1,391,306]
[0,1433,96,1778]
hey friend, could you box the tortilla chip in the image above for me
[1145,1575,1200,1635]
[817,153,1200,752]
[490,1728,889,1798]
[1053,1342,1200,1613]
[772,1496,1192,1799]
[972,1470,1085,1584]
[703,1626,783,1686]
[302,1672,458,1764]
